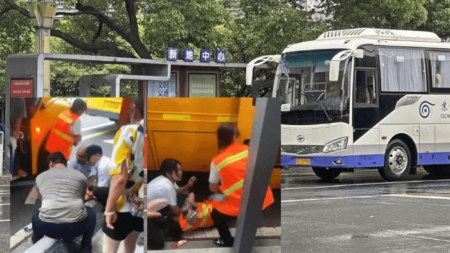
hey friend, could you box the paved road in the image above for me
[10,114,117,250]
[0,184,10,250]
[70,114,116,158]
[281,167,450,253]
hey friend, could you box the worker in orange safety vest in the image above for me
[209,123,274,247]
[44,99,87,161]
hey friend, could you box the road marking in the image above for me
[25,186,38,205]
[103,139,114,144]
[282,193,450,203]
[82,129,115,142]
[282,195,377,203]
[404,234,450,243]
[282,178,450,190]
[0,204,10,206]
[0,219,10,222]
[326,226,450,242]
[81,122,115,132]
[388,194,450,201]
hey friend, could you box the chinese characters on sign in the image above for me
[216,50,226,63]
[167,48,227,63]
[184,48,195,62]
[167,47,179,61]
[189,74,216,97]
[148,73,177,97]
[10,79,33,98]
[200,49,211,63]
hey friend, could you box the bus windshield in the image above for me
[275,49,352,125]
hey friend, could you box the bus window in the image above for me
[355,70,377,105]
[429,51,450,88]
[379,48,426,93]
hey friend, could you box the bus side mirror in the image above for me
[353,49,364,59]
[329,61,340,82]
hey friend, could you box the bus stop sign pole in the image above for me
[234,97,281,253]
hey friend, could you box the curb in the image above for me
[10,200,99,253]
[0,176,10,185]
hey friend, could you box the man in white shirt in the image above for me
[84,144,114,206]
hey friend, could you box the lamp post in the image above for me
[28,1,57,97]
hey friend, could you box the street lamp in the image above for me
[28,0,57,97]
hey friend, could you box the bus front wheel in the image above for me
[312,167,341,181]
[379,139,411,181]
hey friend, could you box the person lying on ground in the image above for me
[178,193,226,231]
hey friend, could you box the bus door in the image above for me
[352,69,379,167]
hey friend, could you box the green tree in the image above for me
[314,0,429,30]
[0,0,34,106]
[220,0,310,97]
[419,0,450,40]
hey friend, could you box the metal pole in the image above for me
[233,97,281,253]
[28,1,57,97]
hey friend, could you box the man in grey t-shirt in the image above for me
[32,152,96,252]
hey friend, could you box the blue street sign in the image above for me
[167,47,179,61]
[200,49,211,63]
[216,50,226,63]
[184,48,195,62]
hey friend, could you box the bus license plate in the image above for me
[296,158,310,166]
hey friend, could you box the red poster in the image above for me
[10,79,34,98]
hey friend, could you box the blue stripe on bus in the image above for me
[417,152,450,166]
[282,152,450,168]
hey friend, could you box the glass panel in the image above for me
[379,48,426,92]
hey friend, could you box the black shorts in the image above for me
[102,212,143,241]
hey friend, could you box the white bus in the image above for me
[246,28,450,181]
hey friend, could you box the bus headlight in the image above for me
[323,137,348,153]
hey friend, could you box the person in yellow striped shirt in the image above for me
[102,98,144,253]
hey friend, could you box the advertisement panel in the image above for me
[148,73,177,97]
[188,74,217,97]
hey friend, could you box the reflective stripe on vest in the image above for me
[216,150,248,171]
[58,113,75,124]
[199,203,211,227]
[223,179,244,197]
[51,128,74,143]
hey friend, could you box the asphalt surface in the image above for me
[0,184,10,250]
[10,114,117,248]
[281,167,450,253]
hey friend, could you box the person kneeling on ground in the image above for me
[209,124,274,247]
[147,159,187,249]
[32,152,96,253]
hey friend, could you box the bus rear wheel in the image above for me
[379,139,411,181]
[312,167,341,181]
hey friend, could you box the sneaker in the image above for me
[137,232,144,246]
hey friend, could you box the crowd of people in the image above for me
[29,97,145,253]
[147,123,275,249]
[10,97,274,252]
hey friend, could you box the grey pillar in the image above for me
[234,97,281,253]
